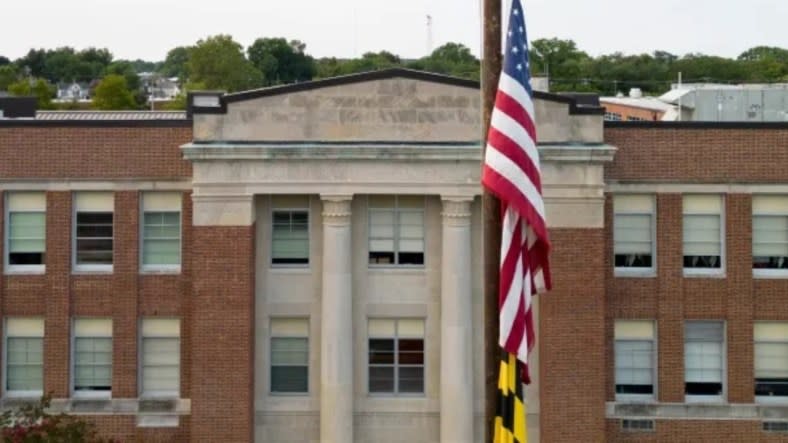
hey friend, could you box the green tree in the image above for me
[0,56,9,66]
[92,74,136,110]
[409,42,480,80]
[247,38,315,85]
[104,61,141,92]
[7,77,55,109]
[1,395,116,442]
[17,49,47,78]
[0,65,20,91]
[186,35,261,92]
[160,46,190,79]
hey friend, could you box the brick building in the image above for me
[1,70,787,442]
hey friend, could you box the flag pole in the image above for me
[481,0,502,440]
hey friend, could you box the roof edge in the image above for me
[605,121,788,129]
[0,119,192,128]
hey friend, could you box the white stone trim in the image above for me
[0,180,191,191]
[606,401,788,421]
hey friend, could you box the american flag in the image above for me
[482,0,551,385]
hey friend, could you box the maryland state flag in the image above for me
[493,352,526,443]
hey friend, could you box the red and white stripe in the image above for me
[483,72,552,384]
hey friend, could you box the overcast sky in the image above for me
[2,0,786,62]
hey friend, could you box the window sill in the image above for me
[683,269,726,279]
[72,391,112,400]
[753,269,788,279]
[73,265,113,274]
[615,394,656,403]
[607,400,788,421]
[3,391,43,400]
[614,268,657,278]
[269,266,311,274]
[4,266,45,275]
[140,266,181,275]
[756,396,788,405]
[684,395,725,404]
[368,266,426,274]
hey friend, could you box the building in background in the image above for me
[1,69,788,442]
[601,88,679,121]
[660,83,788,122]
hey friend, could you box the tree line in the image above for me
[1,35,786,110]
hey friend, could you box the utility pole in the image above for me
[481,0,502,441]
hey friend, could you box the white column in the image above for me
[320,195,354,443]
[440,197,474,443]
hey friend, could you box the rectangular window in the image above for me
[755,322,788,402]
[683,195,723,272]
[368,196,424,266]
[5,192,46,272]
[684,321,724,401]
[368,318,425,395]
[5,318,44,396]
[270,318,309,394]
[141,318,180,397]
[141,192,181,271]
[74,192,113,272]
[753,196,788,275]
[613,195,655,273]
[614,320,655,400]
[73,318,112,396]
[604,112,622,121]
[271,210,309,265]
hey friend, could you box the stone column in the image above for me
[440,197,474,443]
[320,195,354,443]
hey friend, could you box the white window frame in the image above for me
[3,318,44,399]
[72,192,113,274]
[139,317,180,399]
[71,318,113,399]
[367,196,426,268]
[752,195,788,279]
[613,195,656,278]
[682,194,725,278]
[270,208,310,267]
[754,322,788,405]
[4,192,46,275]
[367,318,426,397]
[140,193,182,274]
[269,317,309,395]
[684,320,726,404]
[614,320,657,403]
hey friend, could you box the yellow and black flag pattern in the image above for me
[493,351,527,443]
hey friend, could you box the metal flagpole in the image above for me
[481,0,502,440]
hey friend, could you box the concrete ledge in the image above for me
[0,397,191,416]
[606,401,788,421]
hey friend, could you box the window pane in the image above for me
[271,366,308,393]
[398,366,424,393]
[271,337,308,366]
[398,339,424,365]
[143,366,179,392]
[614,214,652,254]
[369,339,395,364]
[755,342,788,378]
[6,338,43,391]
[272,211,309,263]
[143,338,180,366]
[74,337,112,391]
[369,366,395,393]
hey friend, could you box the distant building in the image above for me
[660,83,788,122]
[55,81,92,102]
[601,88,681,121]
[141,73,181,101]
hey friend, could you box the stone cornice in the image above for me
[181,142,617,163]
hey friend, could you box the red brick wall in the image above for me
[602,126,788,441]
[540,228,607,442]
[601,103,664,122]
[190,225,255,443]
[605,127,788,183]
[605,419,788,443]
[0,126,192,179]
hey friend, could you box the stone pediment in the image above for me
[189,68,604,145]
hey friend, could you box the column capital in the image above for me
[321,194,353,225]
[441,196,473,225]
